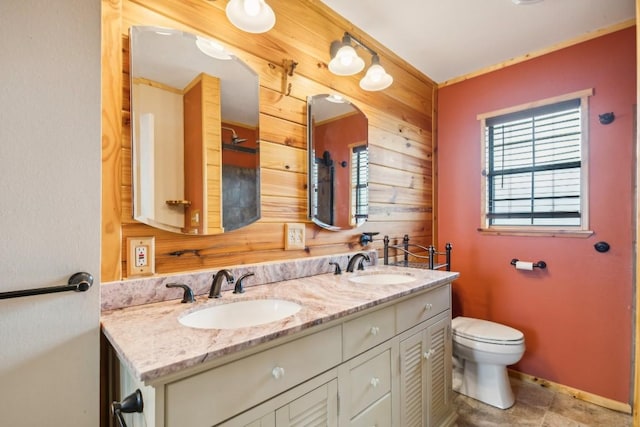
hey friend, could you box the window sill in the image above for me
[477,227,594,238]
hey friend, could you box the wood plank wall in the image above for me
[101,0,437,282]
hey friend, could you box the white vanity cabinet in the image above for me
[114,282,456,427]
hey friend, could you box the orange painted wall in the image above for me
[315,113,368,228]
[437,27,636,403]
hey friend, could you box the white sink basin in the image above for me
[179,299,301,330]
[348,273,416,285]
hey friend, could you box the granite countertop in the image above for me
[101,265,459,384]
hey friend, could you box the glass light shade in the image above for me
[359,63,393,91]
[328,44,365,76]
[226,0,276,34]
[326,94,346,103]
[195,36,232,60]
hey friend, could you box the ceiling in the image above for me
[318,0,635,84]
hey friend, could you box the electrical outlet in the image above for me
[135,245,148,267]
[284,223,305,250]
[127,237,155,277]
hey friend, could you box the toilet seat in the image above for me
[452,316,524,346]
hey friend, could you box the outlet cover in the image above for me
[284,223,305,250]
[127,237,155,277]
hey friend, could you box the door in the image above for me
[0,1,101,426]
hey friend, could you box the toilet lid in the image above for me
[452,316,524,345]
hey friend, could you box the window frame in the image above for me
[477,89,594,237]
[349,142,368,227]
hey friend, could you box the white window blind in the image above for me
[485,98,582,227]
[351,145,368,224]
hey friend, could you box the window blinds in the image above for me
[486,99,582,226]
[352,145,368,221]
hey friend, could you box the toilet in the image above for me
[451,316,525,409]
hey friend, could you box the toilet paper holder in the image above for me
[510,259,546,269]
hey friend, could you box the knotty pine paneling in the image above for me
[102,0,438,281]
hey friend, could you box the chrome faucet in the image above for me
[209,269,235,298]
[346,253,370,272]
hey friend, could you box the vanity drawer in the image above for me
[343,306,395,359]
[346,347,392,419]
[396,284,450,333]
[350,393,391,427]
[165,325,342,427]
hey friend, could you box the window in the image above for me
[478,89,592,235]
[351,144,368,226]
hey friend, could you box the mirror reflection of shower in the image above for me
[222,126,248,144]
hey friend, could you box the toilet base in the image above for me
[457,358,515,409]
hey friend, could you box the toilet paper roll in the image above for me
[515,261,534,271]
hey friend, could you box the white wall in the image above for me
[0,1,101,425]
[132,83,185,230]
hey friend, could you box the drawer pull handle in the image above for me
[423,349,435,360]
[424,303,433,311]
[370,326,380,336]
[271,366,285,380]
[370,377,380,388]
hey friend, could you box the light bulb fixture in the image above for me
[359,55,393,91]
[328,34,365,76]
[328,32,393,91]
[226,0,275,34]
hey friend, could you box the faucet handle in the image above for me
[166,283,196,303]
[234,272,255,294]
[329,262,342,275]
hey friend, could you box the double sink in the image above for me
[179,272,417,330]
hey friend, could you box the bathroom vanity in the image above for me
[102,265,458,426]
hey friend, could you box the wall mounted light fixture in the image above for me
[226,0,275,34]
[329,34,365,76]
[328,32,393,91]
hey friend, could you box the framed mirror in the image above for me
[129,26,260,235]
[307,94,368,231]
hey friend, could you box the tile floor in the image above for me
[453,377,632,427]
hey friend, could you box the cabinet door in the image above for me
[236,414,276,427]
[275,379,338,426]
[399,311,454,427]
[424,313,453,427]
[399,329,427,427]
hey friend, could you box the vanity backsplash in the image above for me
[101,251,377,311]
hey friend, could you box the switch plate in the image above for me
[284,223,305,250]
[127,237,155,277]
